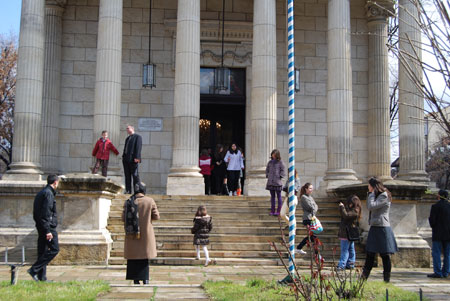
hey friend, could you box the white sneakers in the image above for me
[295,249,307,255]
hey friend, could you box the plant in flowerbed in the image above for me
[269,219,366,300]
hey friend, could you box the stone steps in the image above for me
[106,195,361,266]
[107,218,341,227]
[111,240,346,252]
[107,225,340,235]
[110,232,339,242]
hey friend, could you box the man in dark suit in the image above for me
[27,175,60,282]
[123,125,142,194]
[428,189,450,278]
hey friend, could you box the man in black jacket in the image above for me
[123,125,142,194]
[428,189,450,278]
[27,175,60,282]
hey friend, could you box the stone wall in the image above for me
[59,0,370,194]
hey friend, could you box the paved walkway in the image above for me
[1,265,449,300]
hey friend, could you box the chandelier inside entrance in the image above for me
[199,119,222,131]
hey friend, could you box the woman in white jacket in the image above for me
[224,143,244,196]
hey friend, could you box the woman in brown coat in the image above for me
[123,182,160,285]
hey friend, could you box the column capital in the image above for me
[46,0,67,7]
[45,0,66,16]
[365,0,395,22]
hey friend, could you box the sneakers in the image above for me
[233,191,237,196]
[27,268,39,282]
[229,191,233,196]
[427,273,443,278]
[295,249,307,255]
[278,274,294,285]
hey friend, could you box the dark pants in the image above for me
[123,160,140,193]
[30,229,59,280]
[297,219,316,250]
[363,252,391,279]
[92,158,109,177]
[203,175,211,195]
[432,240,450,277]
[213,171,225,195]
[227,170,240,193]
[269,190,282,213]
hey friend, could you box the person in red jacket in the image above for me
[92,130,119,177]
[199,149,212,195]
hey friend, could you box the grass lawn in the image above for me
[203,278,426,301]
[0,280,110,301]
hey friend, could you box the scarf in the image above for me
[124,195,140,238]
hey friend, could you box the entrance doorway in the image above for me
[199,68,246,154]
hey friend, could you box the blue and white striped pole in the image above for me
[287,0,296,276]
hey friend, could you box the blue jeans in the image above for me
[432,241,450,277]
[338,239,355,269]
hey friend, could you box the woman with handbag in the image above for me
[296,183,318,254]
[337,195,361,271]
[361,177,398,283]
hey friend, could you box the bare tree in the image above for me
[387,0,450,136]
[426,138,450,189]
[0,34,17,173]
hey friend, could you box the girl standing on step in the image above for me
[191,205,213,267]
[361,177,398,283]
[265,149,286,216]
[296,183,318,254]
[337,195,361,270]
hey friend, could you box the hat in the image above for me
[134,182,146,195]
[438,189,449,201]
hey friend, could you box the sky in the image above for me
[0,1,21,37]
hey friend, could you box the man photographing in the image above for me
[27,175,60,282]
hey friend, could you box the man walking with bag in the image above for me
[27,175,60,282]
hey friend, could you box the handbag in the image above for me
[308,216,323,234]
[346,223,360,241]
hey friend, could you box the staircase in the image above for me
[107,195,365,266]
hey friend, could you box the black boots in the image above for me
[222,183,229,196]
[383,271,390,283]
[361,268,371,280]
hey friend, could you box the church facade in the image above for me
[5,0,428,195]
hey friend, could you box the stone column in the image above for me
[93,0,123,178]
[5,0,46,180]
[397,0,428,182]
[367,2,394,180]
[324,0,359,189]
[245,0,277,196]
[41,0,66,175]
[166,0,204,195]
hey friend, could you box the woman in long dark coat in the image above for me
[123,182,160,285]
[211,144,227,195]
